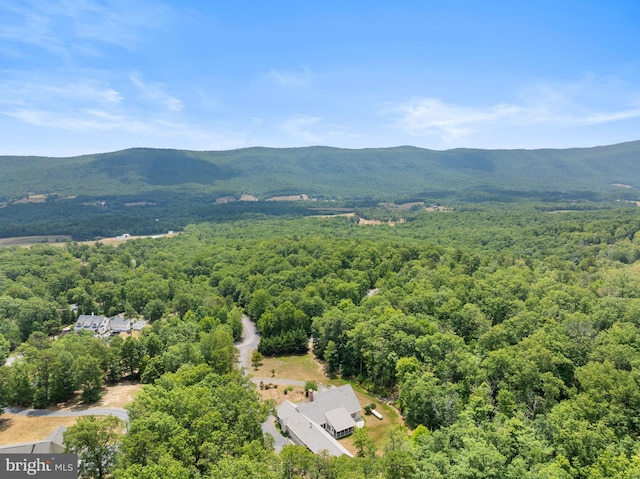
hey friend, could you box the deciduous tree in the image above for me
[64,415,122,479]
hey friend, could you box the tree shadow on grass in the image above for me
[0,417,12,432]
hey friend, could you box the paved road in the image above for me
[7,315,301,449]
[250,378,306,387]
[236,315,260,374]
[235,317,316,389]
[235,315,296,451]
[262,415,291,451]
[5,406,129,423]
[5,315,294,451]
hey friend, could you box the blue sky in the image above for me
[1,0,639,156]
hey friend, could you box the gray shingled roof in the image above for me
[74,314,108,330]
[0,425,67,454]
[324,407,356,432]
[296,384,361,425]
[45,425,67,446]
[109,315,131,331]
[277,401,353,457]
[277,400,298,426]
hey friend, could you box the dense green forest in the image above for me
[2,203,640,477]
[3,142,640,200]
[1,142,640,240]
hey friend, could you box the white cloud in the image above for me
[0,0,169,57]
[0,3,66,56]
[0,104,251,156]
[281,115,322,143]
[0,71,249,155]
[514,76,640,126]
[0,73,187,143]
[51,82,123,104]
[5,107,152,132]
[1,96,252,153]
[130,73,184,111]
[265,68,311,88]
[384,76,640,143]
[276,115,361,146]
[579,108,640,125]
[0,78,123,109]
[385,98,522,141]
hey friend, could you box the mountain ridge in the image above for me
[1,140,640,239]
[2,140,640,202]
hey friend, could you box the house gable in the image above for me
[277,401,353,457]
[74,314,109,334]
[74,313,140,336]
[108,314,132,332]
[296,384,362,427]
[276,384,362,454]
[323,407,356,439]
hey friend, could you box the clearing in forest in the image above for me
[252,349,404,454]
[0,381,142,445]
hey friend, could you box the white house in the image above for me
[296,384,362,438]
[276,384,362,457]
[74,314,109,335]
[108,314,132,333]
[132,320,146,330]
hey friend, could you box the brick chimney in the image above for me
[308,389,314,402]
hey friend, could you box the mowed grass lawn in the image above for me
[252,350,406,454]
[332,379,404,454]
[253,351,327,383]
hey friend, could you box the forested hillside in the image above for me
[2,204,640,477]
[1,141,640,240]
[3,142,640,200]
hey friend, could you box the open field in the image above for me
[87,232,179,246]
[266,194,315,202]
[0,232,180,248]
[253,351,328,383]
[0,381,142,445]
[0,415,78,445]
[358,217,396,226]
[253,349,405,453]
[58,380,143,411]
[13,194,48,204]
[95,381,142,408]
[338,381,404,454]
[0,235,72,247]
